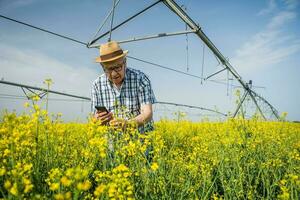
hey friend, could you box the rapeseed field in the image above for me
[0,102,299,199]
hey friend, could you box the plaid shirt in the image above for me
[91,67,156,133]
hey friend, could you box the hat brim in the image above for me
[95,50,128,63]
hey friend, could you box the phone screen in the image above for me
[95,106,108,113]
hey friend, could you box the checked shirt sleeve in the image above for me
[138,73,156,105]
[91,81,99,114]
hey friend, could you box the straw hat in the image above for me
[95,41,128,63]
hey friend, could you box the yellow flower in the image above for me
[65,192,72,199]
[3,149,10,157]
[32,95,40,101]
[23,178,33,193]
[23,163,33,172]
[24,102,30,108]
[50,183,60,191]
[23,178,31,185]
[123,172,130,178]
[108,183,117,197]
[65,168,74,177]
[10,183,18,196]
[94,184,106,197]
[115,164,128,172]
[60,176,72,187]
[43,78,53,86]
[100,151,106,158]
[0,168,6,176]
[77,180,91,191]
[151,162,159,171]
[24,184,34,193]
[54,193,64,200]
[4,180,11,189]
[11,169,18,177]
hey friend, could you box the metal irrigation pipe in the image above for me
[0,80,90,101]
[116,29,197,44]
[156,101,227,116]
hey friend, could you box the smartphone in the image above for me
[95,106,108,113]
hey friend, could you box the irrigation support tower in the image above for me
[87,0,279,120]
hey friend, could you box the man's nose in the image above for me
[111,70,118,76]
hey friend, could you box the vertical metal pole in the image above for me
[108,0,117,42]
[226,70,229,96]
[201,43,205,84]
[185,23,189,72]
[233,90,249,118]
[182,5,189,72]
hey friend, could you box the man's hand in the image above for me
[132,104,153,127]
[109,118,127,130]
[94,111,113,125]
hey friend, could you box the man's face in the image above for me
[102,57,126,85]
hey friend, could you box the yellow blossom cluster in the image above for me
[94,164,134,199]
[45,167,92,199]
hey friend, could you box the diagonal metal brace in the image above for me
[205,68,226,80]
[87,0,163,47]
[233,89,249,118]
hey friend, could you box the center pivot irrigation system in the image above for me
[0,0,280,120]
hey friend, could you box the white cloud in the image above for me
[257,0,277,16]
[0,43,98,97]
[0,0,36,10]
[232,2,300,73]
[283,0,299,10]
[267,11,297,29]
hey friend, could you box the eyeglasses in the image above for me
[103,61,125,73]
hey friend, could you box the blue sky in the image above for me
[0,0,299,121]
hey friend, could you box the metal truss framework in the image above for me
[87,0,279,120]
[0,1,280,120]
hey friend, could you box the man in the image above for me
[91,41,156,133]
